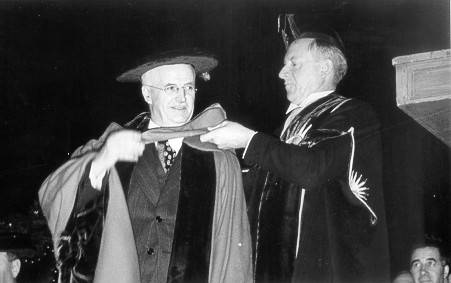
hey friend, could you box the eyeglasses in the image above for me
[143,84,197,96]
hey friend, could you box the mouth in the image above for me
[419,277,432,283]
[282,79,293,86]
[171,105,187,110]
[284,83,295,92]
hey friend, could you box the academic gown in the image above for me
[244,93,390,283]
[39,108,252,283]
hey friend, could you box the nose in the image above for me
[279,65,288,80]
[420,265,428,275]
[175,88,187,102]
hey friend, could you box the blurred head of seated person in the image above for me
[0,232,34,283]
[410,242,450,283]
[393,271,414,283]
[0,252,20,283]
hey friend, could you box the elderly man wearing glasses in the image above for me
[39,49,252,283]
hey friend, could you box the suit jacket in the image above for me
[244,93,390,283]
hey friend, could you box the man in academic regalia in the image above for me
[201,28,391,282]
[39,50,252,283]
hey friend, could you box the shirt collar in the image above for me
[148,119,184,154]
[285,90,335,114]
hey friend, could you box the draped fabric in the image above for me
[39,123,141,283]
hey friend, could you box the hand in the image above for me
[92,130,145,173]
[200,121,256,149]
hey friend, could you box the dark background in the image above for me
[0,0,449,280]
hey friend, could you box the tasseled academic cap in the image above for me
[277,14,346,54]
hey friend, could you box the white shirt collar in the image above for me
[281,90,335,137]
[285,90,335,114]
[148,119,184,154]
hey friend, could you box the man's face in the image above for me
[410,247,449,283]
[279,38,325,105]
[141,64,196,127]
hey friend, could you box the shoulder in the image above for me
[313,94,380,134]
[330,94,374,113]
[328,94,379,123]
[71,122,123,157]
[124,112,151,131]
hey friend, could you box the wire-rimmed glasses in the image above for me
[143,84,197,96]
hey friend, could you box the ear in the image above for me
[141,85,152,105]
[443,264,449,280]
[11,259,20,278]
[319,59,333,77]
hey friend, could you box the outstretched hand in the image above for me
[95,129,145,167]
[200,121,256,149]
[90,130,145,189]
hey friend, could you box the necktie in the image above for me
[158,140,176,170]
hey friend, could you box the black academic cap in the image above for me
[278,14,345,53]
[116,48,218,82]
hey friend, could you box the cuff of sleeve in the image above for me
[242,131,258,159]
[89,159,108,190]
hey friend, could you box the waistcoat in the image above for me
[124,143,216,283]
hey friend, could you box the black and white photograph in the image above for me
[0,0,450,282]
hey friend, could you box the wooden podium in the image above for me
[392,49,451,146]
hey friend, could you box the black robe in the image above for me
[244,94,390,282]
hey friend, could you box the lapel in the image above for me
[281,94,342,141]
[130,143,165,205]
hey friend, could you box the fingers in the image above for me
[200,131,212,143]
[200,130,222,144]
[201,120,230,143]
[105,130,145,163]
[207,120,228,131]
[200,129,216,143]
